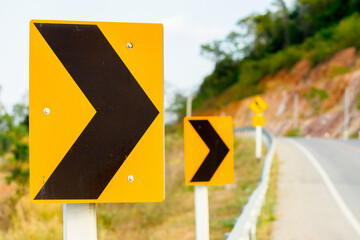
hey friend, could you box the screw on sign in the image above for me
[127,42,133,49]
[43,108,50,115]
[128,175,134,182]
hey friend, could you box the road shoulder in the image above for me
[271,138,358,240]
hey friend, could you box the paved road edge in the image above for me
[289,139,360,237]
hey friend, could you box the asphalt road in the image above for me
[272,138,360,240]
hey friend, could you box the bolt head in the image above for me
[127,42,133,49]
[128,175,134,182]
[44,108,50,115]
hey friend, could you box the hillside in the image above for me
[197,47,360,137]
[173,0,360,137]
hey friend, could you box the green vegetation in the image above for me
[0,103,29,191]
[330,66,351,79]
[166,93,187,124]
[0,128,266,239]
[0,103,34,238]
[349,132,359,139]
[357,93,360,110]
[302,86,329,100]
[256,155,278,240]
[168,0,360,119]
[303,86,329,113]
[286,128,302,137]
[96,137,267,240]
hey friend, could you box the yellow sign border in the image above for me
[30,20,164,203]
[184,116,234,186]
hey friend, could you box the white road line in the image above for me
[337,140,360,154]
[289,139,360,237]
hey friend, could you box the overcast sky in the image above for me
[0,0,293,114]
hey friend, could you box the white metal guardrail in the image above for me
[225,127,276,240]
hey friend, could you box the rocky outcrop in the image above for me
[202,47,360,138]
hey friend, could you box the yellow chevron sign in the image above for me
[184,116,234,186]
[30,20,164,203]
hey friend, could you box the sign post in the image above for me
[184,104,233,239]
[256,126,262,161]
[294,93,299,130]
[63,203,97,240]
[186,96,193,117]
[186,96,210,240]
[30,20,164,239]
[249,96,268,161]
[344,88,350,140]
[194,185,209,240]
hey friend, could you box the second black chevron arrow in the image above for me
[184,116,234,185]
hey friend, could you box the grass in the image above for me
[0,167,62,240]
[285,128,301,137]
[329,66,351,79]
[0,133,266,240]
[256,155,278,240]
[207,138,266,239]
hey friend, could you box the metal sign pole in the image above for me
[344,88,349,140]
[194,185,210,240]
[256,125,262,161]
[186,96,193,117]
[63,203,97,240]
[186,96,210,240]
[294,93,299,130]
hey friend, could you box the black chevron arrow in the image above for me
[34,23,159,199]
[189,120,229,182]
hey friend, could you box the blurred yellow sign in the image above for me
[252,115,265,127]
[249,96,268,114]
[184,116,234,186]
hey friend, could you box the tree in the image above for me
[173,0,360,121]
[166,93,187,123]
[275,0,291,48]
